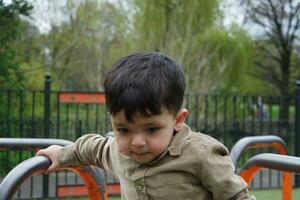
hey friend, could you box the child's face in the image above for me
[110,107,187,164]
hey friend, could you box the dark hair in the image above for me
[104,51,185,121]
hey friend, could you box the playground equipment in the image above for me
[0,156,106,200]
[229,135,295,200]
[230,135,288,170]
[239,153,300,200]
[1,135,299,200]
[0,138,107,200]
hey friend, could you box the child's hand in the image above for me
[36,145,63,173]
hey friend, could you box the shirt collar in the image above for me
[167,124,191,156]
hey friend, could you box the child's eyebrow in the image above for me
[113,122,128,127]
[143,122,163,126]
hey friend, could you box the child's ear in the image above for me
[174,109,188,131]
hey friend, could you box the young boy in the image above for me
[37,52,255,200]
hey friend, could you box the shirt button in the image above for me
[136,185,143,191]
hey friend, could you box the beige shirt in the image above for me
[58,125,255,200]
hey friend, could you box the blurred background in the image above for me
[1,0,299,95]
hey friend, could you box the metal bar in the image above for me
[251,96,255,135]
[43,74,51,196]
[0,156,107,200]
[195,94,199,131]
[229,135,288,170]
[0,138,73,151]
[66,104,69,138]
[6,89,11,137]
[76,104,79,138]
[242,96,246,132]
[295,80,300,186]
[239,153,300,200]
[31,91,36,138]
[214,95,218,133]
[56,92,60,138]
[44,74,51,138]
[204,95,208,131]
[86,104,90,131]
[233,96,237,130]
[96,104,99,133]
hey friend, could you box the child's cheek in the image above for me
[116,138,131,156]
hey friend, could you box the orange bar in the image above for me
[240,167,292,200]
[57,183,121,197]
[67,166,106,200]
[248,142,288,155]
[106,183,121,196]
[57,185,87,197]
[59,92,106,104]
[282,171,292,200]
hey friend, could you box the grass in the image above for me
[251,188,300,199]
[46,188,300,200]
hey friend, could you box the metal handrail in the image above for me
[0,156,107,200]
[240,153,300,175]
[230,135,288,169]
[239,153,300,200]
[0,138,107,199]
[0,138,73,151]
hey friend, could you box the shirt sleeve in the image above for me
[199,142,256,200]
[58,134,116,176]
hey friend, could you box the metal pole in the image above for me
[295,80,300,187]
[43,74,51,197]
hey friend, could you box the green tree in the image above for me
[130,0,256,93]
[241,0,300,124]
[42,0,128,91]
[0,0,33,88]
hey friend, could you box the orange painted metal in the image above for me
[57,183,121,197]
[240,167,292,200]
[282,170,292,200]
[240,141,291,200]
[106,183,121,196]
[62,166,108,200]
[57,185,88,197]
[59,92,106,104]
[247,142,288,155]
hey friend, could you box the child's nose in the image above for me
[131,134,146,147]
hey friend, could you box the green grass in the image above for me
[45,188,300,200]
[251,188,300,199]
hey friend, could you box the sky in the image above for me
[220,0,244,28]
[4,0,246,34]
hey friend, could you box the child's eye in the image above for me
[117,128,129,134]
[146,127,160,134]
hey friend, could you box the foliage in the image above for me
[0,0,268,95]
[243,0,300,96]
[0,0,33,88]
[186,26,257,93]
[40,0,129,91]
[130,0,256,93]
[240,0,300,124]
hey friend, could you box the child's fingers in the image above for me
[47,163,57,173]
[36,149,45,156]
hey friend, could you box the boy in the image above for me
[37,52,255,199]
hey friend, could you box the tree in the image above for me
[130,0,256,93]
[241,0,300,125]
[0,0,33,88]
[42,0,128,91]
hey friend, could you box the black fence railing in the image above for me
[1,76,300,199]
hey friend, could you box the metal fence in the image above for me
[1,75,300,199]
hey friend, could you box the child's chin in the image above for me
[132,156,152,164]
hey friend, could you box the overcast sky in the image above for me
[4,0,245,34]
[220,0,244,28]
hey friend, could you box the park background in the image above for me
[1,0,300,199]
